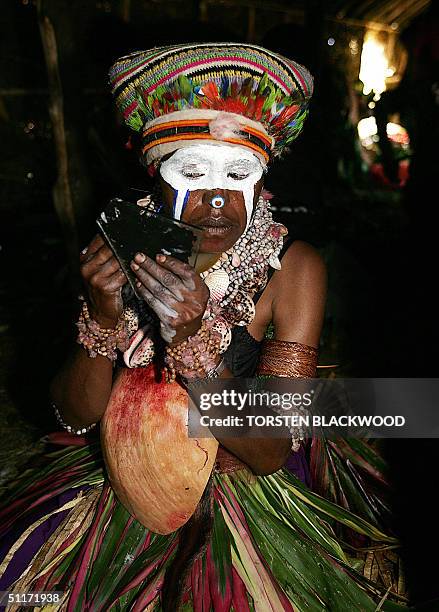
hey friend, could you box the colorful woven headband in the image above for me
[109,42,314,163]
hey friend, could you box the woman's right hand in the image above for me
[80,235,127,327]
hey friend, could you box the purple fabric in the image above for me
[0,486,87,589]
[284,446,311,487]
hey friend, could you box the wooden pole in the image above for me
[37,4,79,283]
[247,6,256,42]
[120,0,131,23]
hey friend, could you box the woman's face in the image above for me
[158,145,265,254]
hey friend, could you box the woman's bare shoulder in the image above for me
[270,239,327,346]
[279,239,326,277]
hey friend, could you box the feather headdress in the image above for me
[109,42,313,163]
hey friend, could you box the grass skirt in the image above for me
[0,434,406,611]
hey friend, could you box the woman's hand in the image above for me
[80,235,127,327]
[130,253,209,344]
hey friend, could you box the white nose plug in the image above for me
[210,195,225,209]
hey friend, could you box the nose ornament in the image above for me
[210,195,225,209]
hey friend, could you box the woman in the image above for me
[0,43,404,610]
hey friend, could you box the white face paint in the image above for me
[159,144,265,230]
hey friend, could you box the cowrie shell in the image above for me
[204,270,230,301]
[268,254,282,270]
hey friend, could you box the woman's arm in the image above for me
[50,348,113,429]
[271,240,327,347]
[216,240,327,474]
[50,235,127,428]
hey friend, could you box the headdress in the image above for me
[109,42,313,165]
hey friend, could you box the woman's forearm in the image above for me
[207,361,291,475]
[216,436,291,475]
[50,346,113,428]
[50,233,129,429]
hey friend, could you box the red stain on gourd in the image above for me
[166,510,191,532]
[101,364,218,534]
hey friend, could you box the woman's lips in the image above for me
[198,218,234,237]
[201,225,233,236]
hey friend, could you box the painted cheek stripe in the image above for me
[173,188,190,221]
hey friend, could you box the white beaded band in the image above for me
[53,402,97,436]
[271,402,309,443]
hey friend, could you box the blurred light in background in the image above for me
[357,117,377,144]
[359,31,390,96]
[357,117,409,149]
[386,121,410,146]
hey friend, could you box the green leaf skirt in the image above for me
[0,435,407,611]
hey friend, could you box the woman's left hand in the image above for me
[130,253,209,344]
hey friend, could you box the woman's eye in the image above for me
[228,172,249,180]
[182,170,205,179]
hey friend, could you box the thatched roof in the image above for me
[200,0,432,35]
[332,0,431,32]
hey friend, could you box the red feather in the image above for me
[246,97,256,118]
[200,81,220,102]
[230,80,240,98]
[272,105,300,128]
[152,99,161,117]
[215,98,248,115]
[254,97,265,121]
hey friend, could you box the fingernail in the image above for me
[131,262,139,270]
[134,252,146,263]
[156,254,166,263]
[81,247,88,255]
[136,280,142,287]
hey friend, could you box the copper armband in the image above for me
[257,339,318,378]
